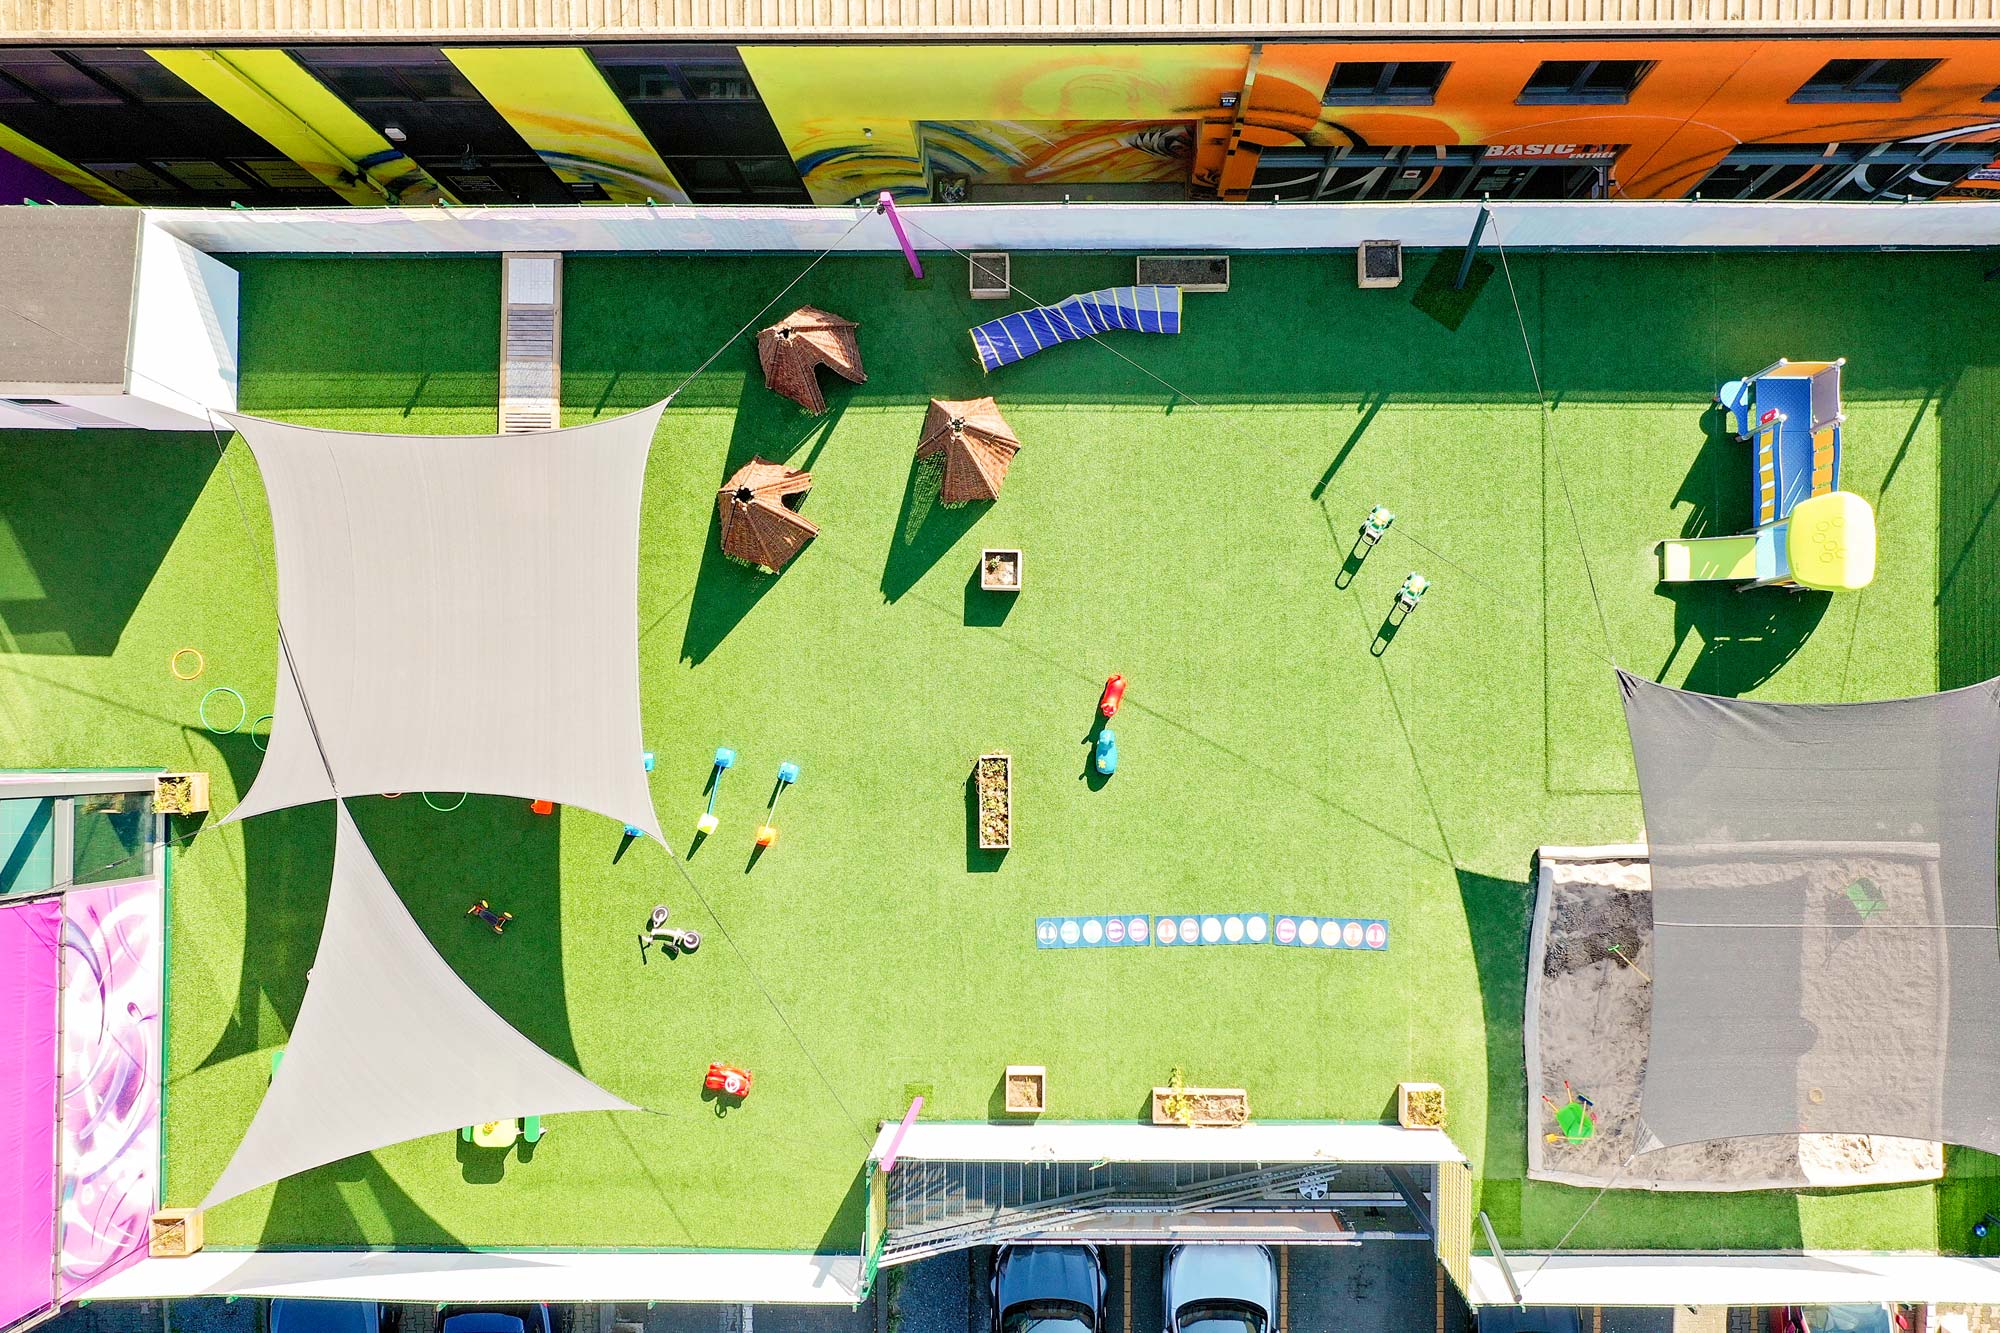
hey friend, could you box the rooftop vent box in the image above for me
[1136,254,1229,292]
[1357,240,1403,289]
[970,252,1011,300]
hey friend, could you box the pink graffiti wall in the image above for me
[0,899,61,1330]
[58,882,162,1298]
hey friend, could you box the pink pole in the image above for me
[878,192,924,280]
[879,1094,923,1173]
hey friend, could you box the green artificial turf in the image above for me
[3,247,1999,1259]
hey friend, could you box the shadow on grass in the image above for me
[1454,866,1532,1245]
[1410,249,1495,334]
[0,432,218,655]
[884,458,988,603]
[259,1147,466,1248]
[1651,408,1829,693]
[965,566,1016,626]
[679,392,841,666]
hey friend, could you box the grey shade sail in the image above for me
[0,208,140,392]
[217,405,666,842]
[1619,669,2000,1155]
[201,801,636,1209]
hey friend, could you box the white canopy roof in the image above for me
[1471,1251,2000,1308]
[219,404,666,843]
[85,1249,862,1305]
[201,802,634,1209]
[870,1120,1467,1165]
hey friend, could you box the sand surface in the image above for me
[1526,847,1943,1191]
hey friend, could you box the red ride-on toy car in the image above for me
[705,1063,752,1098]
[1098,674,1127,718]
[466,899,513,934]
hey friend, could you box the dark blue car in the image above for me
[439,1306,553,1333]
[270,1302,383,1333]
[991,1244,1108,1333]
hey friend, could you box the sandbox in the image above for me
[1525,844,1942,1191]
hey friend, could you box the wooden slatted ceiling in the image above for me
[8,0,2000,35]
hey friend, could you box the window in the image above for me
[239,159,326,190]
[679,64,755,100]
[156,159,252,192]
[1518,60,1653,105]
[64,51,204,102]
[71,792,153,888]
[1791,58,1937,103]
[0,54,120,105]
[1987,85,2000,103]
[0,798,54,896]
[1321,61,1450,106]
[78,162,175,194]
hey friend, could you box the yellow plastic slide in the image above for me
[1659,535,1759,582]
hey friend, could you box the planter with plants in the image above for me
[1153,1067,1249,1127]
[981,548,1022,592]
[1004,1065,1046,1114]
[975,753,1011,850]
[1397,1081,1445,1129]
[154,771,211,817]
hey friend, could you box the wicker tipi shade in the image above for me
[757,306,865,415]
[717,457,818,572]
[916,397,1022,504]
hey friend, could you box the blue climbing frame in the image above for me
[970,286,1183,372]
[1717,358,1846,526]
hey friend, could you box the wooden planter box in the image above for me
[1398,1081,1446,1129]
[149,1208,205,1257]
[981,548,1022,592]
[1005,1065,1046,1114]
[154,771,210,816]
[975,753,1011,850]
[1152,1086,1249,1127]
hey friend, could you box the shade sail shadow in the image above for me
[0,432,218,654]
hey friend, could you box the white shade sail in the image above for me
[202,802,635,1209]
[218,404,666,843]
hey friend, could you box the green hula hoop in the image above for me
[422,791,468,812]
[200,686,247,735]
[251,715,274,752]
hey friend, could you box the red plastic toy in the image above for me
[1099,674,1127,718]
[705,1063,753,1098]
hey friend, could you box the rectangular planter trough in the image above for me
[975,752,1011,850]
[1152,1086,1249,1127]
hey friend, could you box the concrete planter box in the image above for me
[1005,1065,1046,1114]
[975,753,1011,850]
[1152,1086,1249,1127]
[981,548,1022,592]
[154,771,210,816]
[1398,1081,1446,1129]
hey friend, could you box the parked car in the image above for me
[1770,1307,1906,1333]
[1162,1244,1277,1333]
[270,1301,383,1333]
[991,1244,1108,1333]
[438,1307,553,1333]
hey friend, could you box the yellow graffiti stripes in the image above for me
[146,49,446,206]
[0,124,131,204]
[443,47,687,204]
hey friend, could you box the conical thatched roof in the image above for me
[757,307,865,415]
[717,457,818,572]
[915,397,1021,504]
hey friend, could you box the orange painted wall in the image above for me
[1241,39,2000,198]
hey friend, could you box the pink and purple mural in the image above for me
[0,899,61,1330]
[58,882,161,1298]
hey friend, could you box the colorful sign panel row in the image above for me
[1037,913,1388,951]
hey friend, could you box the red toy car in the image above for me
[705,1063,752,1098]
[1099,674,1127,718]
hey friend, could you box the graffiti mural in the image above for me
[58,882,162,1298]
[742,45,1247,203]
[920,120,1193,194]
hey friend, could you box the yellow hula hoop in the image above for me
[171,648,206,681]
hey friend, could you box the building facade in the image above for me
[3,30,2000,207]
